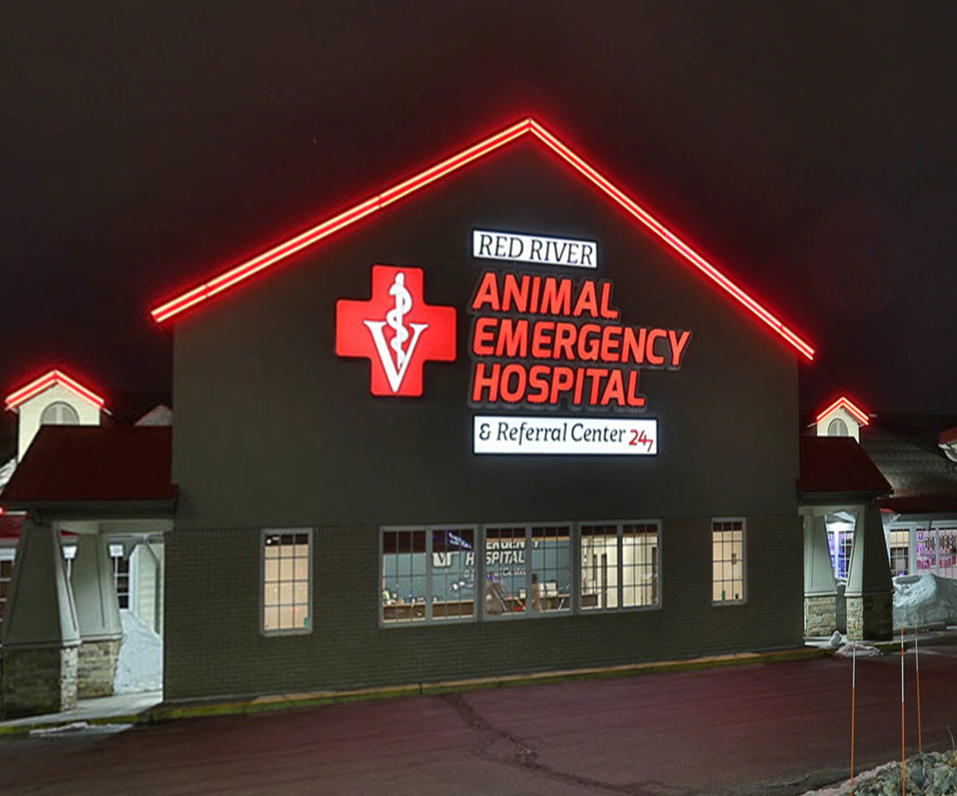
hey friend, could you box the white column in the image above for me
[845,503,894,640]
[803,513,838,636]
[72,534,123,698]
[0,520,80,717]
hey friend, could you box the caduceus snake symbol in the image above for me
[387,272,413,368]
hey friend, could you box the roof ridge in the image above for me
[150,117,814,361]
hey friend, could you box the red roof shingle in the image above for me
[1,426,175,505]
[798,436,892,496]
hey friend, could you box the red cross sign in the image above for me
[336,265,457,397]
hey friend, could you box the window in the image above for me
[827,417,848,437]
[0,559,13,625]
[379,521,669,626]
[826,525,854,581]
[914,526,957,578]
[938,528,957,578]
[110,543,130,609]
[916,527,937,573]
[262,530,311,634]
[712,519,745,604]
[485,525,571,618]
[381,527,476,624]
[888,529,910,576]
[40,401,79,426]
[581,522,659,611]
[824,511,856,581]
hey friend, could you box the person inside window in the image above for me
[531,573,543,612]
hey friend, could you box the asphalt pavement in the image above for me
[3,638,957,796]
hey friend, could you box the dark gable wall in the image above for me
[171,140,800,529]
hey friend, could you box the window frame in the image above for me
[260,528,313,637]
[109,543,130,610]
[482,523,574,621]
[40,401,80,426]
[579,519,662,614]
[711,517,746,606]
[379,520,662,627]
[827,417,848,437]
[379,524,479,627]
[888,528,911,576]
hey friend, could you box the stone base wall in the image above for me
[77,638,122,699]
[846,592,893,641]
[804,594,837,637]
[0,645,79,719]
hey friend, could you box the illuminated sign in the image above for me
[335,230,691,457]
[336,266,456,397]
[473,230,597,269]
[474,416,657,455]
[468,270,692,411]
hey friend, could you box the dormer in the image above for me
[815,396,869,443]
[4,369,105,460]
[939,426,957,463]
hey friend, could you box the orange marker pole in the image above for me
[901,625,906,796]
[850,640,857,796]
[914,624,922,752]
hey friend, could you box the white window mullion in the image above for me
[525,526,533,615]
[477,526,487,621]
[570,523,580,615]
[617,524,625,609]
[425,529,434,622]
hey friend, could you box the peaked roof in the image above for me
[150,118,814,361]
[1,426,175,507]
[816,395,869,426]
[4,369,106,412]
[861,414,957,515]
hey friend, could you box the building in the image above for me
[797,396,957,638]
[0,371,171,716]
[3,117,821,713]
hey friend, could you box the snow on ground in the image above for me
[893,573,957,628]
[113,610,163,694]
[833,640,882,658]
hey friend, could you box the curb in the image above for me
[0,645,830,736]
[145,646,831,723]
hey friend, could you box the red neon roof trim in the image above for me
[150,117,815,361]
[816,396,870,426]
[5,369,106,412]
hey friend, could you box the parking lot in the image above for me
[3,641,957,796]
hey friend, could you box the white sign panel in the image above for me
[472,230,598,269]
[473,415,657,455]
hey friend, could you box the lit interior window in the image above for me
[712,520,745,604]
[581,522,659,611]
[263,531,311,633]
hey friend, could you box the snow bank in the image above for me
[833,641,881,658]
[113,609,163,694]
[893,573,957,628]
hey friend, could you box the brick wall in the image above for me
[164,514,803,702]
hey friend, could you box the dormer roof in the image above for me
[4,369,105,413]
[816,396,870,427]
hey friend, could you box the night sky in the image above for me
[4,3,956,414]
